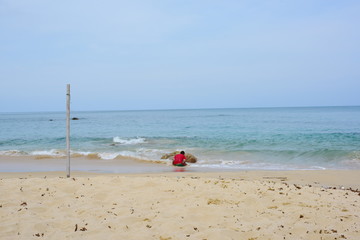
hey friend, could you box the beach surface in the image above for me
[1,170,359,240]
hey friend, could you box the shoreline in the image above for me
[1,155,360,188]
[1,169,360,189]
[1,154,359,172]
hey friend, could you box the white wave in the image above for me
[98,152,120,160]
[136,148,165,154]
[0,150,24,156]
[309,166,327,170]
[113,137,146,145]
[70,151,120,160]
[78,150,153,160]
[191,159,321,170]
[48,149,158,161]
[30,149,66,157]
[74,151,93,156]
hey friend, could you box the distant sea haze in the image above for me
[1,106,360,170]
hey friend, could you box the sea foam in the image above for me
[113,137,146,145]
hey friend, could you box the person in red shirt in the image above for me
[173,151,187,166]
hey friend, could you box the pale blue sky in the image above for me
[1,0,359,112]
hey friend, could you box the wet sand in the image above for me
[0,155,177,174]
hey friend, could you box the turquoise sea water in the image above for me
[1,107,360,170]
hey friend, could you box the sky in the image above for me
[0,0,359,112]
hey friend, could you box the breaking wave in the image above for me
[2,148,360,170]
[113,137,146,145]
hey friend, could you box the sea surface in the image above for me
[1,107,360,170]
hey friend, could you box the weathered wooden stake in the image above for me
[66,84,71,178]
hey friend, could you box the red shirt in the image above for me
[173,154,186,165]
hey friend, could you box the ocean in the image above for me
[1,106,360,171]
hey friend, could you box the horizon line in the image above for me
[1,105,359,114]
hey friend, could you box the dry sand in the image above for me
[0,170,359,240]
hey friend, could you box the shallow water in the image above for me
[1,106,360,170]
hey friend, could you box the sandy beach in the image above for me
[1,170,359,240]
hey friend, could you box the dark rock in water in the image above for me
[71,117,80,120]
[161,151,197,163]
[49,119,54,121]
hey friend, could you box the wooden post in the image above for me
[66,84,71,178]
